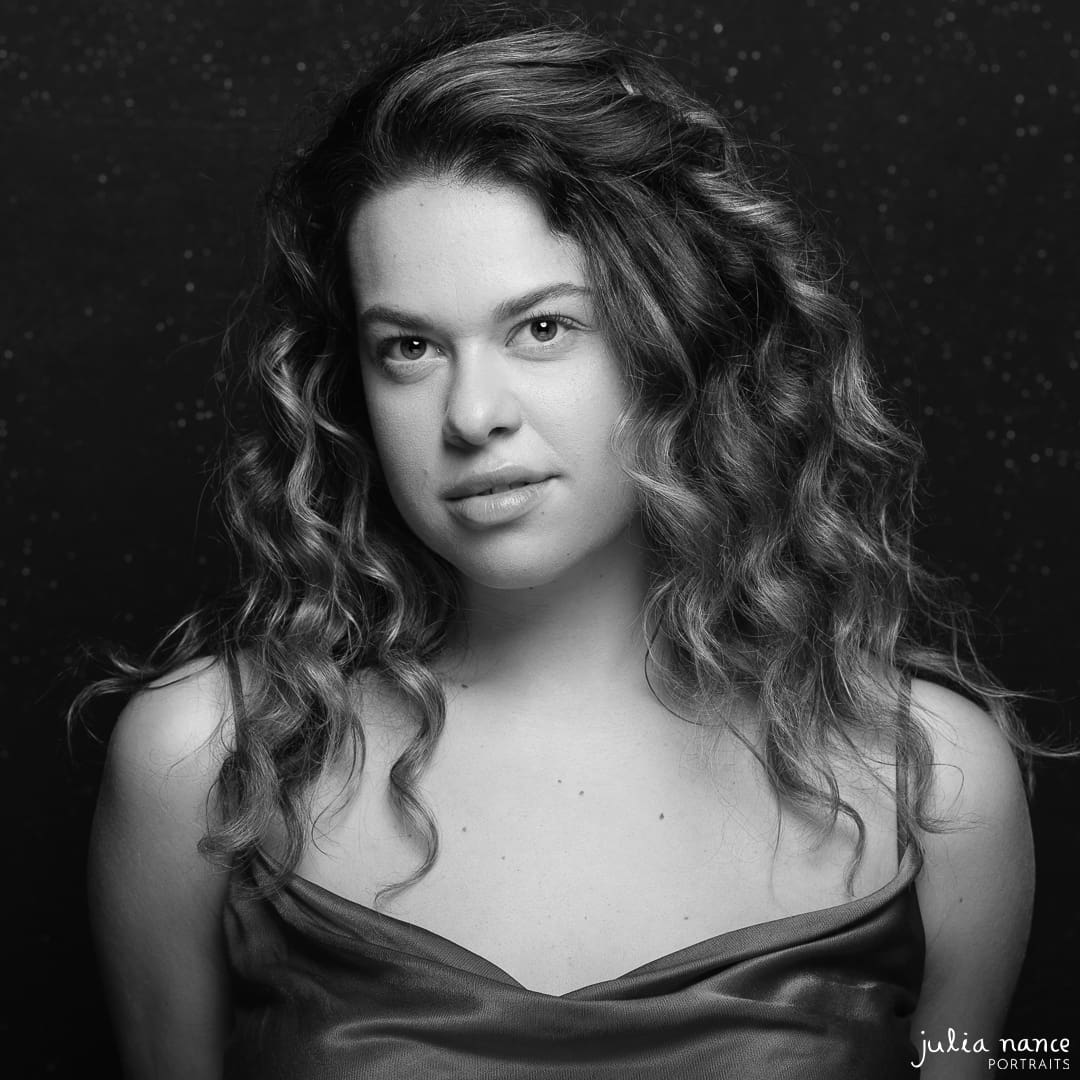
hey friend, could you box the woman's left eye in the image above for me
[529,318,560,343]
[514,314,577,347]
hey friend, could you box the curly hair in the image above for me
[72,7,1036,900]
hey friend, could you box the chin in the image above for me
[451,556,575,592]
[417,515,643,594]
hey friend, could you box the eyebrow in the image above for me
[355,282,593,331]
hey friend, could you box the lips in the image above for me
[443,467,557,528]
[444,465,554,500]
[471,480,532,496]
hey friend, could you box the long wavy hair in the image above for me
[72,7,1036,899]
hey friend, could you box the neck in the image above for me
[442,525,654,699]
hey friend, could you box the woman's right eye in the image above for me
[389,336,428,361]
[369,335,437,372]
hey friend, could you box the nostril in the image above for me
[443,385,523,445]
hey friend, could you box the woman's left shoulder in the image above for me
[908,676,1030,823]
[906,676,1034,1052]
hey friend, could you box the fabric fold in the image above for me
[223,848,924,1078]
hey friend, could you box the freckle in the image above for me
[461,683,469,689]
[557,778,562,784]
[500,855,506,860]
[683,915,689,921]
[578,790,585,796]
[461,826,467,832]
[659,812,665,820]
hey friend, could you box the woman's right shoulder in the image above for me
[100,656,240,843]
[91,656,239,1075]
[108,657,236,779]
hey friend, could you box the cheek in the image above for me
[372,423,430,501]
[363,389,431,500]
[560,367,630,472]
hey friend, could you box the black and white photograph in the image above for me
[4,1,1077,1076]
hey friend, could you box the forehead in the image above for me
[345,178,587,315]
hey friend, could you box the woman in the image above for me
[82,10,1035,1078]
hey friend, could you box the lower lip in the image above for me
[446,478,554,527]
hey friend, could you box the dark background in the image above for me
[3,0,1077,1074]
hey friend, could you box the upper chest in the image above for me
[286,687,900,995]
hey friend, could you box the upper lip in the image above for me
[443,464,555,500]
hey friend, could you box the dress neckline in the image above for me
[244,844,921,1000]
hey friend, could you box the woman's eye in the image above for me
[395,337,429,361]
[515,314,578,348]
[529,318,559,343]
[370,334,437,374]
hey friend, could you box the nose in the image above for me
[442,353,523,448]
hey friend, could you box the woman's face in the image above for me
[347,176,640,591]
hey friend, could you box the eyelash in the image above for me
[372,312,581,368]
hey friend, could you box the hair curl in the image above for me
[72,7,1040,900]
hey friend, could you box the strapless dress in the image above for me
[223,845,924,1077]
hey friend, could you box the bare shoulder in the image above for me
[908,677,1034,1073]
[909,675,1033,911]
[107,656,234,779]
[91,656,237,1079]
[94,653,237,932]
[96,655,237,882]
[910,677,1029,823]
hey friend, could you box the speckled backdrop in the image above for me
[3,0,1077,1073]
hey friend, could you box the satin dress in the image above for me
[222,843,924,1078]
